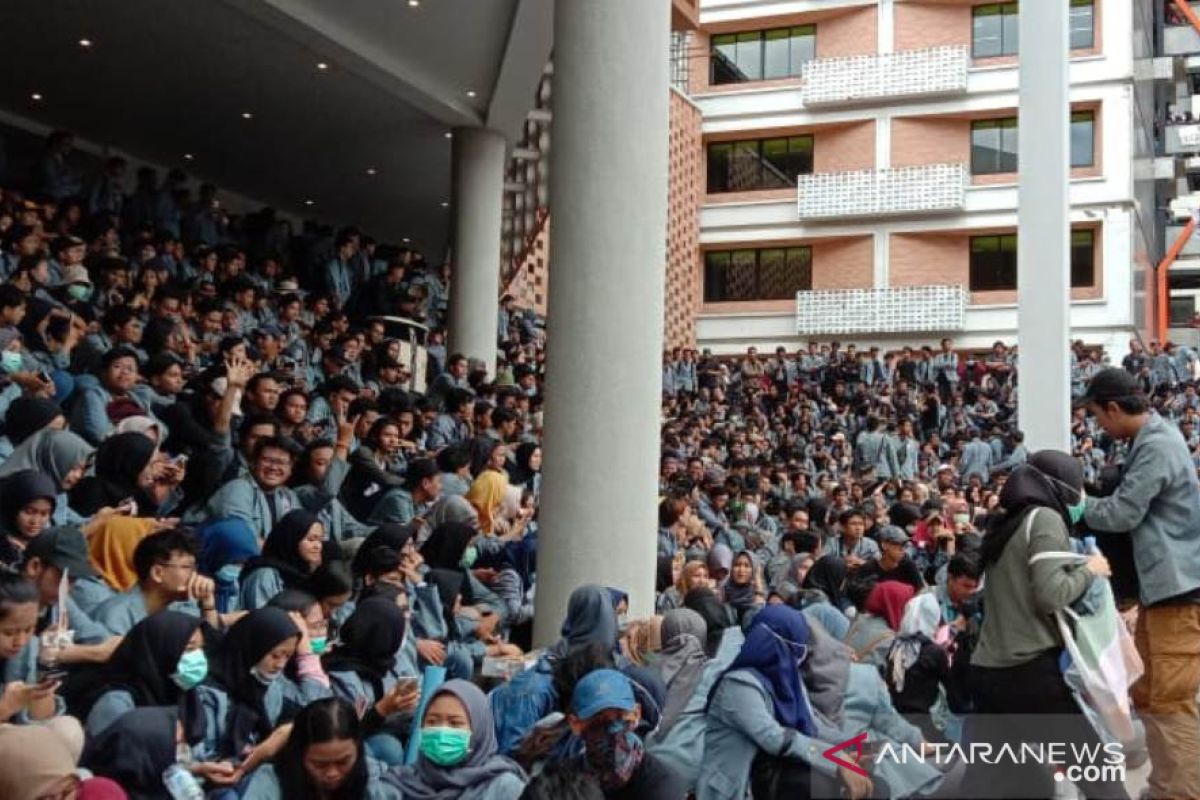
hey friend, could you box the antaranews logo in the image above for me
[823,732,870,777]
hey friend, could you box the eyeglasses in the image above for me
[258,456,293,468]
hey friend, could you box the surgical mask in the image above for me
[310,636,328,655]
[585,719,645,789]
[460,545,478,569]
[1068,498,1087,525]
[67,284,93,302]
[419,726,471,766]
[250,665,281,685]
[171,649,208,690]
[0,351,21,373]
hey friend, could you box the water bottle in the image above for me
[1082,535,1099,555]
[162,764,205,800]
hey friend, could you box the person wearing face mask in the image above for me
[79,610,206,737]
[238,509,326,611]
[385,679,527,799]
[969,452,1126,800]
[194,607,331,771]
[567,668,685,800]
[197,517,261,614]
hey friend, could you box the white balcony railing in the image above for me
[802,45,969,107]
[797,163,966,220]
[796,285,967,336]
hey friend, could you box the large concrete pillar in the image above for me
[1017,0,1071,452]
[533,0,670,644]
[448,128,506,378]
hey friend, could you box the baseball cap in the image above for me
[1076,367,1141,408]
[571,669,637,721]
[25,526,97,579]
[879,525,910,545]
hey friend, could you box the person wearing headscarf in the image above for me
[969,452,1124,800]
[0,469,57,566]
[352,522,417,577]
[421,494,480,535]
[240,697,403,800]
[866,580,915,631]
[682,587,740,660]
[82,705,187,800]
[0,427,92,524]
[68,430,158,516]
[419,520,507,625]
[883,591,949,742]
[706,544,733,585]
[464,470,509,535]
[196,517,262,613]
[71,514,158,613]
[721,551,764,623]
[115,414,164,444]
[195,606,331,762]
[385,679,528,800]
[0,395,63,463]
[505,442,541,497]
[843,580,912,668]
[490,536,536,633]
[239,509,326,610]
[801,554,851,612]
[0,718,87,800]
[699,605,856,800]
[549,584,621,662]
[81,610,205,737]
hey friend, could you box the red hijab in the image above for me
[865,580,915,630]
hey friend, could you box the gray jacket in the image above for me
[1084,412,1200,605]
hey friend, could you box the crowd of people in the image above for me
[0,129,1197,800]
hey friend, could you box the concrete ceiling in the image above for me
[0,0,552,255]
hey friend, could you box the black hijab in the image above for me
[68,431,157,515]
[684,586,738,658]
[424,568,465,642]
[0,469,57,539]
[802,555,849,610]
[981,450,1083,568]
[83,705,178,800]
[88,610,201,710]
[351,522,415,577]
[419,522,475,570]
[322,596,406,699]
[208,607,301,754]
[656,556,675,594]
[506,442,540,488]
[1,397,62,445]
[241,509,321,587]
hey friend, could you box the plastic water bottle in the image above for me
[162,764,205,800]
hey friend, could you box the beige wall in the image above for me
[891,117,970,169]
[815,6,878,59]
[812,236,874,289]
[813,120,876,173]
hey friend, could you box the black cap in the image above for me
[1076,367,1141,408]
[24,525,96,579]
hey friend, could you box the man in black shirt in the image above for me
[857,525,924,591]
[568,669,687,800]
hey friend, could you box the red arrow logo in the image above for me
[823,732,869,777]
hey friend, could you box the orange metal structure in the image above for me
[1156,218,1197,343]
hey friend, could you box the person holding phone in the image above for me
[0,572,62,723]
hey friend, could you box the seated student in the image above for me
[91,528,222,636]
[342,417,407,520]
[681,587,741,660]
[698,605,858,800]
[519,765,605,800]
[385,679,528,800]
[81,610,205,737]
[69,345,157,445]
[83,705,217,797]
[883,592,949,742]
[367,457,442,526]
[202,436,304,540]
[194,607,331,767]
[823,507,881,569]
[323,596,421,765]
[0,572,62,723]
[67,430,167,517]
[73,515,158,614]
[0,470,57,568]
[0,717,117,799]
[567,668,687,800]
[196,517,261,614]
[721,550,765,623]
[855,526,925,591]
[241,697,403,800]
[238,509,327,610]
[0,428,93,528]
[844,580,914,668]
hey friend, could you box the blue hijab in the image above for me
[549,584,619,660]
[197,517,260,575]
[711,604,816,736]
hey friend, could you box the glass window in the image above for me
[1071,229,1095,287]
[763,29,792,80]
[710,25,816,85]
[704,246,814,302]
[1170,296,1195,327]
[707,135,814,193]
[972,3,1018,58]
[971,118,1019,175]
[1070,111,1096,167]
[1069,0,1095,49]
[969,231,1095,293]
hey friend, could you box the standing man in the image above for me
[1081,368,1200,799]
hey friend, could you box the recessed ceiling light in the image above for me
[316,62,328,71]
[183,153,194,161]
[30,92,43,102]
[443,132,453,139]
[365,167,377,176]
[441,201,449,208]
[241,111,253,120]
[402,237,411,244]
[408,0,420,7]
[466,90,477,98]
[304,199,315,206]
[78,38,92,48]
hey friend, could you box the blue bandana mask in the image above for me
[585,719,645,789]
